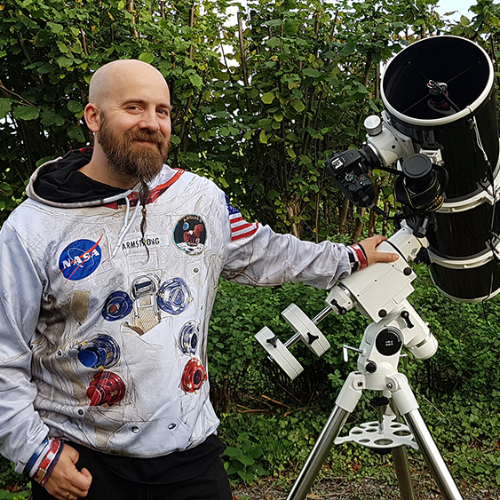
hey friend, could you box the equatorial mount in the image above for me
[255,224,463,500]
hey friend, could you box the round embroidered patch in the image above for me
[59,238,103,281]
[174,215,206,255]
[179,322,199,355]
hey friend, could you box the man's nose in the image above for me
[139,109,160,132]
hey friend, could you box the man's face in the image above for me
[95,64,172,183]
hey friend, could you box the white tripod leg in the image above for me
[287,372,364,500]
[389,373,463,500]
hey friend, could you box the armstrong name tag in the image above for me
[121,236,162,253]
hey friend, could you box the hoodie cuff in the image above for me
[347,244,368,271]
[25,438,63,486]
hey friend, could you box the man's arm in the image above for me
[0,221,92,497]
[221,194,398,288]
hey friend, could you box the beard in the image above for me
[97,112,171,184]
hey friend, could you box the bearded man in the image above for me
[0,60,398,500]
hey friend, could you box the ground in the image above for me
[233,477,500,499]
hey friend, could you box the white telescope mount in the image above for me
[255,224,463,500]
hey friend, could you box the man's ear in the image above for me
[84,103,101,133]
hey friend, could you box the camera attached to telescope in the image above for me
[325,112,449,239]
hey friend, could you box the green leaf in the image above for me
[171,135,181,145]
[139,52,155,64]
[13,106,40,121]
[292,99,305,112]
[259,130,268,144]
[41,110,65,127]
[341,41,356,56]
[460,15,470,25]
[261,92,275,104]
[57,41,69,54]
[67,126,86,142]
[47,22,64,33]
[223,447,242,458]
[38,63,54,74]
[218,177,229,188]
[264,19,284,27]
[188,73,203,87]
[68,100,83,113]
[267,37,281,49]
[0,98,12,119]
[239,455,255,466]
[302,68,321,78]
[56,56,73,68]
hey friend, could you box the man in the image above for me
[0,60,398,500]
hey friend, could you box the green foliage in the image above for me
[207,273,500,489]
[0,460,29,499]
[223,433,267,485]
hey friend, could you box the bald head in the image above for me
[89,59,169,108]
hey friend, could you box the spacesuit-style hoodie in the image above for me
[0,148,351,474]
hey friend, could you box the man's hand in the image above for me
[358,235,399,266]
[43,444,92,500]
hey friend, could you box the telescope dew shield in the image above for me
[381,36,500,302]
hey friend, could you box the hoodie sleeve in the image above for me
[0,220,50,472]
[220,194,351,289]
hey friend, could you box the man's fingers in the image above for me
[52,468,92,499]
[67,467,93,496]
[357,235,399,266]
[377,251,399,263]
[44,445,93,499]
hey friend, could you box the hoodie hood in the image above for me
[27,147,183,209]
[27,147,184,257]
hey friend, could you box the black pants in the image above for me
[31,447,233,500]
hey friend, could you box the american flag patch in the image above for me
[226,196,259,241]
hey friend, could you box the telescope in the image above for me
[255,36,499,500]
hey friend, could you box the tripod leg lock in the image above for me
[335,372,364,412]
[386,374,420,416]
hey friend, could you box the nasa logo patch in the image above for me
[59,237,103,281]
[174,215,206,255]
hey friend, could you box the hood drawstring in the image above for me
[112,195,142,257]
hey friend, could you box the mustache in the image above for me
[127,130,164,144]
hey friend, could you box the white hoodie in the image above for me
[0,150,351,473]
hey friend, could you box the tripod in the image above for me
[256,225,463,500]
[286,301,463,500]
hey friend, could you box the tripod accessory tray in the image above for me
[335,414,418,451]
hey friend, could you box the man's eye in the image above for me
[158,109,170,116]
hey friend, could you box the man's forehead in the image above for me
[90,60,169,104]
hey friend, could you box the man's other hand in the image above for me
[359,235,399,266]
[44,444,92,500]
